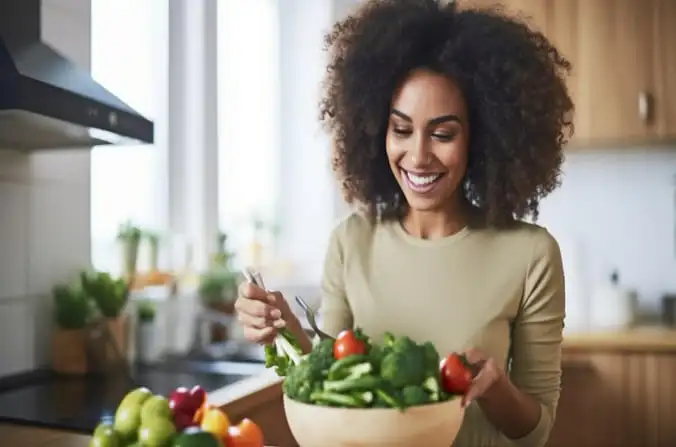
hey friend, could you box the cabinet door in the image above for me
[547,352,627,447]
[548,351,676,447]
[550,0,655,145]
[652,0,676,139]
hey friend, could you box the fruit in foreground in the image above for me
[90,422,120,447]
[172,427,222,447]
[138,416,177,446]
[119,387,153,410]
[174,411,199,431]
[440,353,473,395]
[113,405,141,440]
[200,406,230,439]
[169,386,206,417]
[141,395,172,422]
[225,418,264,447]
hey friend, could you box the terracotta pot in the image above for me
[52,328,88,375]
[105,315,129,365]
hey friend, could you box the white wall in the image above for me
[538,147,676,327]
[0,0,91,377]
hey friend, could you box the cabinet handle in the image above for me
[638,91,653,123]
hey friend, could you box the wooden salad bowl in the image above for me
[283,395,464,447]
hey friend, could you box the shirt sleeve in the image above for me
[507,230,566,447]
[319,224,353,337]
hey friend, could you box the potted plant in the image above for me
[145,231,161,272]
[51,282,93,375]
[198,268,238,314]
[136,300,158,363]
[80,270,130,364]
[117,221,142,281]
[138,230,173,288]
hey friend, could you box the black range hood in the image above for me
[0,0,154,150]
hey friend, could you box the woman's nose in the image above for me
[409,134,431,166]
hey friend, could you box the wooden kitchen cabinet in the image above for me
[549,0,656,145]
[652,0,676,140]
[547,351,676,447]
[458,0,676,147]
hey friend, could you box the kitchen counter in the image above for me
[0,369,287,446]
[563,326,676,352]
[0,360,264,434]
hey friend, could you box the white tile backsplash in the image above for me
[29,151,91,185]
[0,182,29,299]
[0,300,35,377]
[27,181,90,296]
[0,0,92,376]
[538,147,676,328]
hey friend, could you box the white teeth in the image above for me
[405,171,441,186]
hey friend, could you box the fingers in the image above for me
[461,358,501,407]
[236,308,286,329]
[238,282,269,302]
[462,348,485,364]
[235,284,289,345]
[462,366,489,407]
[242,326,276,344]
[235,296,281,320]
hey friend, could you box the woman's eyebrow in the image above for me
[390,108,460,125]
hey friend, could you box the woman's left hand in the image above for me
[462,348,508,407]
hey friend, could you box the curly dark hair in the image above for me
[320,0,574,227]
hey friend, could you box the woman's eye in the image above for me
[393,128,412,136]
[432,133,455,142]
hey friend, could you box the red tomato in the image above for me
[440,353,473,395]
[225,418,265,447]
[333,330,367,360]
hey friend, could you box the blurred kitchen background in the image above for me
[0,0,675,444]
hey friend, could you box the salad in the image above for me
[265,328,474,411]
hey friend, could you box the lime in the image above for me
[138,417,177,446]
[90,422,120,447]
[141,395,172,422]
[119,387,152,410]
[114,405,142,440]
[173,428,222,447]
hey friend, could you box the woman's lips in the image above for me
[401,169,443,194]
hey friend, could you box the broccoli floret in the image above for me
[402,385,431,407]
[283,361,322,403]
[391,335,418,354]
[305,338,336,374]
[421,341,440,371]
[380,351,426,388]
[379,335,427,388]
[283,338,338,401]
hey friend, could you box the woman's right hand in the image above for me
[234,281,296,345]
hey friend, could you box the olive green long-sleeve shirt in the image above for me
[319,212,565,447]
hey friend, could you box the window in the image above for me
[90,0,168,274]
[217,0,281,266]
[217,1,338,280]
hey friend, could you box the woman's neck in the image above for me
[401,200,471,240]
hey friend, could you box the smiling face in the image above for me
[386,68,470,214]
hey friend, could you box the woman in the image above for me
[235,0,573,445]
